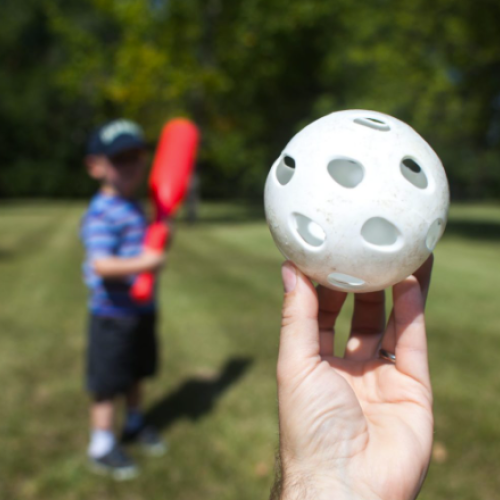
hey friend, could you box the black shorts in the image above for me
[86,313,158,397]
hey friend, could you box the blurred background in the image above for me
[0,1,499,499]
[2,0,500,200]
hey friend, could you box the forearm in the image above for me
[276,478,379,500]
[271,454,331,500]
[93,255,161,278]
[272,456,382,500]
[272,472,335,500]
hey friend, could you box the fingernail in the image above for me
[281,261,297,293]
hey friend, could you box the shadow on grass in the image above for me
[145,357,253,431]
[445,219,500,241]
[0,249,13,259]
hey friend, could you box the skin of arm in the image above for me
[93,250,164,279]
[272,257,434,500]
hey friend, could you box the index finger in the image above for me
[317,285,347,356]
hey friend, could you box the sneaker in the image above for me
[122,425,167,457]
[89,444,139,481]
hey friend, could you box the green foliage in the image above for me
[1,0,499,198]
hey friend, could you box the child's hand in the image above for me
[93,250,165,278]
[140,249,165,273]
[275,257,434,500]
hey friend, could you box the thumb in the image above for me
[278,262,320,372]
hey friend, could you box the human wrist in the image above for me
[279,477,339,500]
[280,482,377,500]
[276,465,380,500]
[141,251,164,271]
[279,476,355,500]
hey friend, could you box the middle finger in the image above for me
[344,290,386,361]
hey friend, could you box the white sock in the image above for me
[124,410,144,433]
[88,429,115,459]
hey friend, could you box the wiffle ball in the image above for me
[264,109,450,293]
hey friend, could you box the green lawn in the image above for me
[0,201,499,500]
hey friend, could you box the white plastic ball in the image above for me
[264,109,450,293]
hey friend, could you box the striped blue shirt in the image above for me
[80,192,156,316]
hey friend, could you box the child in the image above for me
[80,119,167,480]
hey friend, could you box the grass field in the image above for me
[0,201,499,500]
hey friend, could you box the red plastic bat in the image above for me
[131,118,199,303]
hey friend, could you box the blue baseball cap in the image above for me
[87,119,148,157]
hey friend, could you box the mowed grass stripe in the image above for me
[0,202,499,500]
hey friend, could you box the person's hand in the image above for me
[275,257,434,500]
[141,249,165,273]
[92,250,165,278]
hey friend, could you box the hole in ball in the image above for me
[361,217,400,246]
[276,155,296,185]
[284,155,295,168]
[327,272,365,289]
[293,213,326,247]
[400,157,428,189]
[354,117,391,132]
[327,158,364,188]
[426,218,444,251]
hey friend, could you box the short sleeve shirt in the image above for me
[80,192,155,316]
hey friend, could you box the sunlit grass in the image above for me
[0,201,498,500]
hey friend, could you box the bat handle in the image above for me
[130,222,170,303]
[131,273,155,303]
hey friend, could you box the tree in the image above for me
[1,0,499,198]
